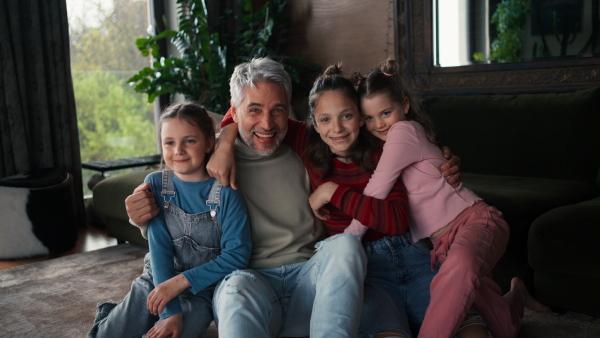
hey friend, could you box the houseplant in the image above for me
[127,0,303,113]
[489,0,531,63]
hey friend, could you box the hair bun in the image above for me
[350,71,365,86]
[323,63,343,77]
[381,59,398,76]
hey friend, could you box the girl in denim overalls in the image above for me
[88,102,251,338]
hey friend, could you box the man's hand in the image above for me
[207,124,238,189]
[308,182,339,221]
[440,146,462,187]
[125,183,159,225]
[146,313,183,338]
[147,275,190,316]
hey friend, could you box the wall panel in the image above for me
[285,0,393,75]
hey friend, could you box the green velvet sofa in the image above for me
[93,86,600,317]
[92,169,154,248]
[423,86,600,316]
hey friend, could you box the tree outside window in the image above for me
[67,0,157,195]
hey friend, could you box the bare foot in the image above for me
[511,277,550,312]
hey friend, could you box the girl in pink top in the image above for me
[345,59,549,338]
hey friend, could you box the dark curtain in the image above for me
[0,0,85,225]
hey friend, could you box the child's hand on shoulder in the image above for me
[147,274,191,315]
[146,313,183,338]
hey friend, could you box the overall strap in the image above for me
[160,169,176,208]
[205,180,222,218]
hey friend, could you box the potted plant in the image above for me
[127,0,303,113]
[489,0,531,63]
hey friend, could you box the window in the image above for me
[67,0,157,195]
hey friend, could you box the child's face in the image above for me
[313,90,364,157]
[161,117,213,182]
[361,93,409,142]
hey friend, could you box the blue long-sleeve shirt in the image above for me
[145,172,251,319]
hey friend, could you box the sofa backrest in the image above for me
[423,86,600,183]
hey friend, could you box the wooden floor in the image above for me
[0,223,117,271]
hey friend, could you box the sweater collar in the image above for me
[234,137,289,161]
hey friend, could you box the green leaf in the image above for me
[135,38,150,49]
[141,67,154,76]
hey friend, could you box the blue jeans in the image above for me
[359,233,437,338]
[87,254,215,338]
[213,234,367,338]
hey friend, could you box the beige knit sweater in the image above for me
[233,139,326,269]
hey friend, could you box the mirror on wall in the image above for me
[433,0,600,67]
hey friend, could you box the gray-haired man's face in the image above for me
[231,81,289,156]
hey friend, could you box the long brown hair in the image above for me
[352,59,438,145]
[305,64,381,178]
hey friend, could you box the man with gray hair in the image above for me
[126,57,368,337]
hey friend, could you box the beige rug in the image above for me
[0,243,598,337]
[0,244,217,337]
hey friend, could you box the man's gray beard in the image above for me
[239,127,286,157]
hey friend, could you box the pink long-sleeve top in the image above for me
[360,121,481,242]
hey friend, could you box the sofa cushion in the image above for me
[528,196,600,316]
[463,173,599,264]
[424,86,600,183]
[528,196,600,278]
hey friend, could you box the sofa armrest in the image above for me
[93,169,156,246]
[528,196,600,316]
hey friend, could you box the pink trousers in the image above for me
[418,201,523,338]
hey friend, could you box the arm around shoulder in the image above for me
[207,124,239,189]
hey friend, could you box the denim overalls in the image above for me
[88,170,223,338]
[160,169,222,272]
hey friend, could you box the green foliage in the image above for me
[127,0,301,113]
[69,0,149,73]
[68,0,156,165]
[490,0,531,62]
[74,72,155,162]
[472,52,487,62]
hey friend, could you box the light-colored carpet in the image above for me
[0,243,598,337]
